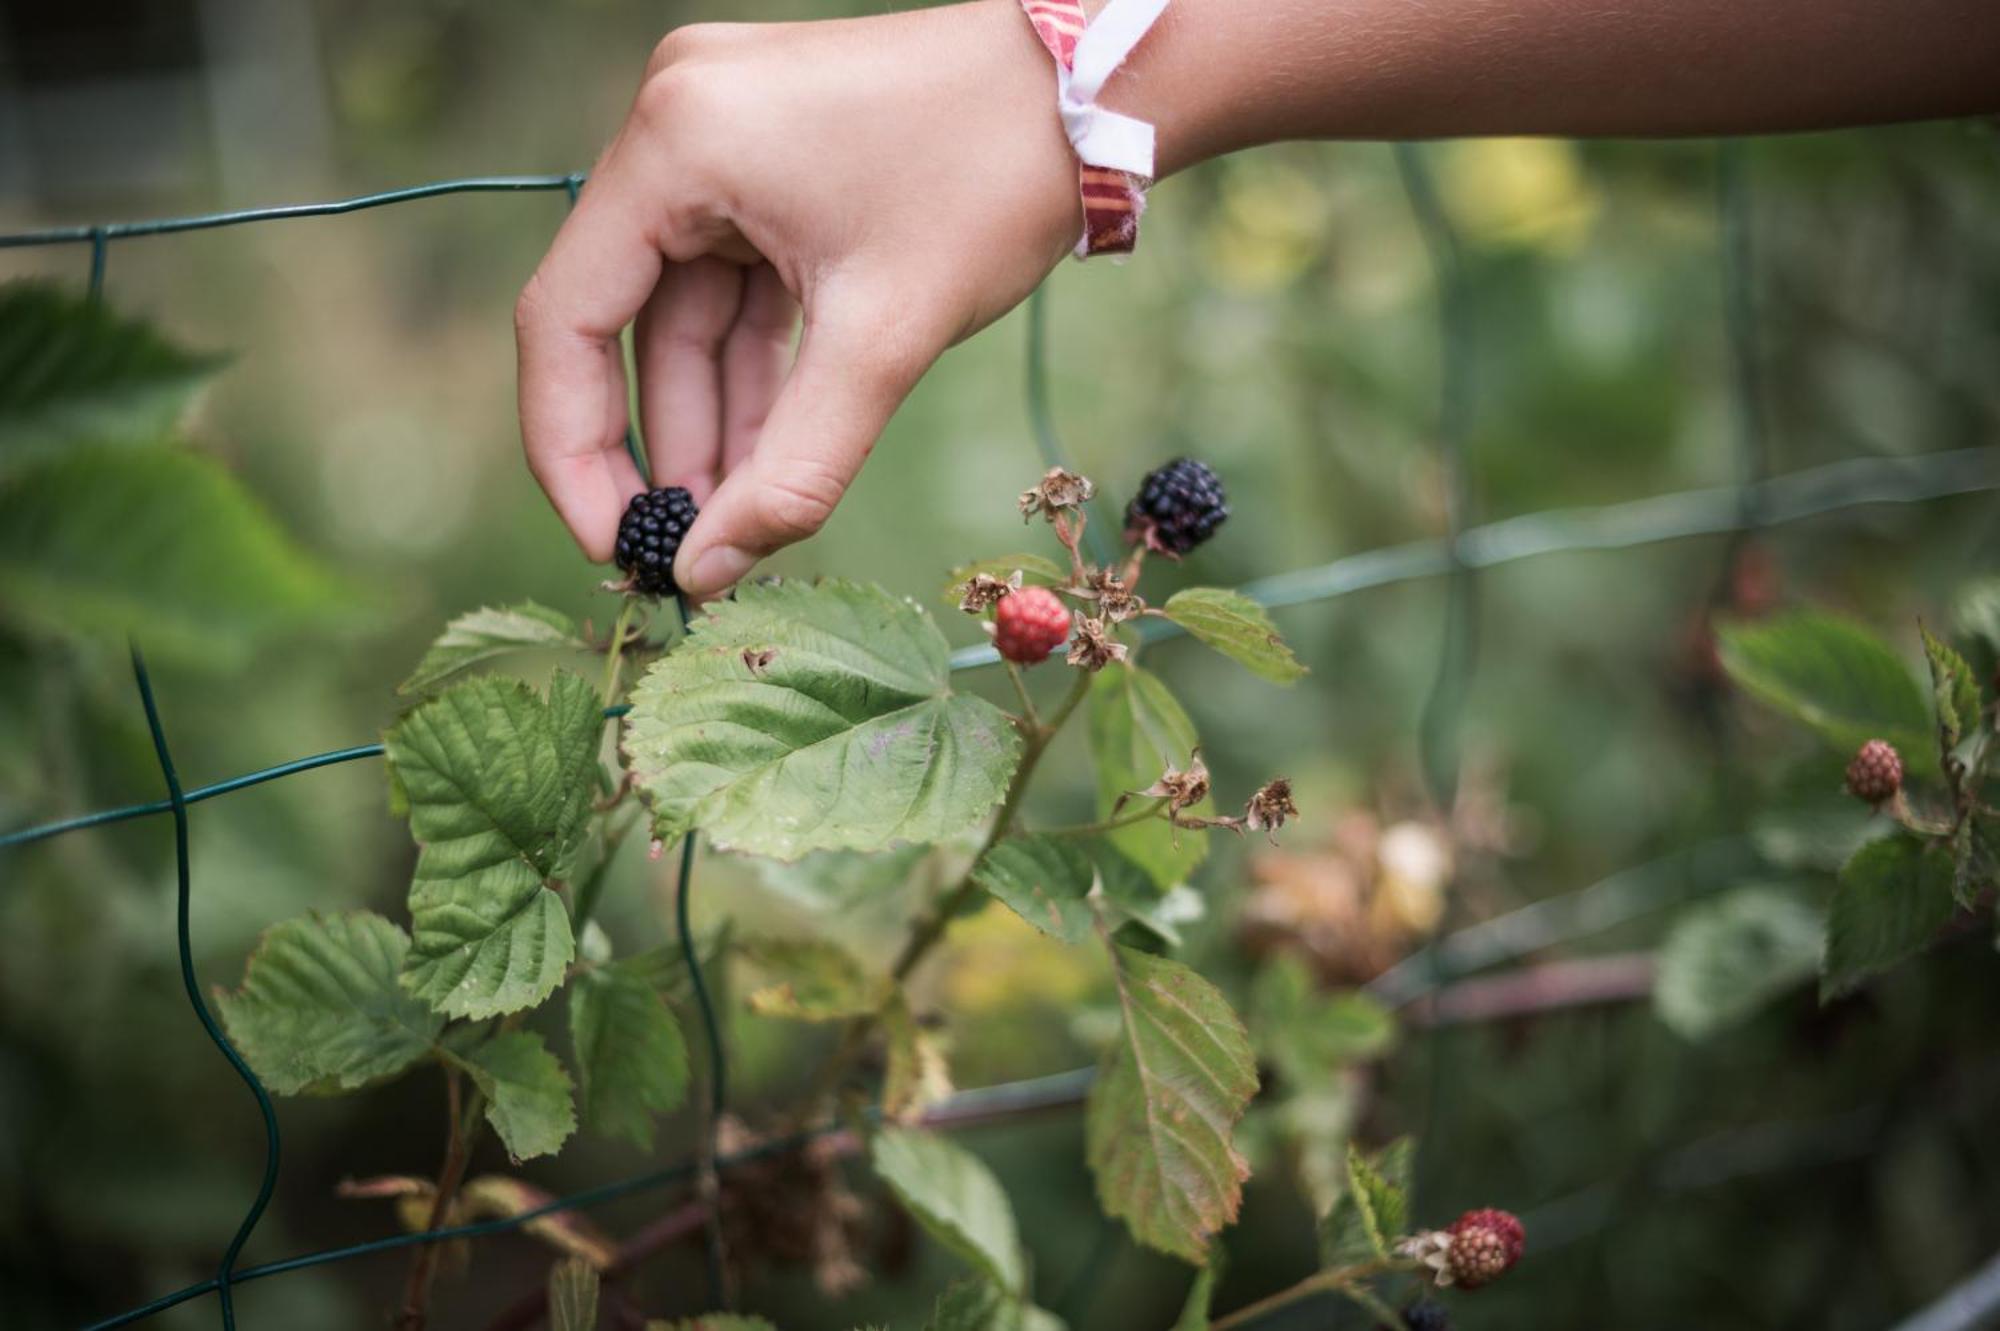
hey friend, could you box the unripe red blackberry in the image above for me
[1124,458,1228,557]
[614,486,699,596]
[1844,739,1903,806]
[993,586,1070,665]
[1444,1209,1524,1290]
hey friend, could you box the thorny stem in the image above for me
[799,669,1093,1115]
[395,1067,487,1331]
[1208,1257,1420,1331]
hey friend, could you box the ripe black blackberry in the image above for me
[1399,1302,1451,1331]
[614,486,699,596]
[1125,458,1228,556]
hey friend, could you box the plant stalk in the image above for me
[1208,1258,1417,1331]
[395,1068,486,1331]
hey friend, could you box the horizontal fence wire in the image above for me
[0,156,1990,1331]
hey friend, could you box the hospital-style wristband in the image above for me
[1018,0,1170,257]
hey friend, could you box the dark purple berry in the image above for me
[1124,458,1228,557]
[614,486,699,597]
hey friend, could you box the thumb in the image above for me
[674,294,940,597]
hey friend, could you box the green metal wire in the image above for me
[130,648,281,1330]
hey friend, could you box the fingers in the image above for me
[674,294,938,596]
[634,257,744,501]
[515,152,673,560]
[720,263,799,473]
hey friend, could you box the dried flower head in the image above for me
[958,569,1022,615]
[1080,566,1146,623]
[1019,466,1097,522]
[1139,752,1211,818]
[1244,778,1298,838]
[1066,616,1129,671]
[1398,1230,1455,1287]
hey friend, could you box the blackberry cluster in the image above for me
[1400,1302,1452,1331]
[614,486,699,596]
[1445,1209,1525,1289]
[1844,738,1904,806]
[1125,457,1228,556]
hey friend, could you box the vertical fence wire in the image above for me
[131,648,282,1330]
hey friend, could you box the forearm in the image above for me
[1079,0,2000,176]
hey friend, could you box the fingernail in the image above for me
[683,545,757,596]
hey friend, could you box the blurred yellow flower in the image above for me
[1202,160,1330,293]
[1438,138,1602,253]
[937,904,1099,1014]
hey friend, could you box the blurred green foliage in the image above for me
[2,2,2000,1328]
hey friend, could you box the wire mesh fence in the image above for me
[2,143,1996,1331]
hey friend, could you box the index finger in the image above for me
[514,157,669,560]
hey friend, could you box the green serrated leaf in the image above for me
[1347,1139,1411,1258]
[389,672,599,1019]
[1088,945,1258,1264]
[569,961,690,1149]
[923,1280,1018,1331]
[871,1126,1025,1292]
[1919,623,1980,752]
[941,554,1068,605]
[625,579,1021,860]
[1654,886,1822,1040]
[0,444,354,666]
[549,1257,600,1331]
[1717,612,1930,755]
[458,1030,576,1162]
[974,835,1097,944]
[0,282,223,463]
[1090,841,1204,948]
[754,844,934,914]
[739,935,879,1022]
[212,911,442,1095]
[646,1317,779,1331]
[1162,588,1306,684]
[1251,955,1394,1087]
[401,601,589,695]
[1822,834,1958,1000]
[1088,664,1209,890]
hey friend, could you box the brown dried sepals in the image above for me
[1077,566,1145,623]
[1018,466,1096,522]
[1065,616,1129,671]
[958,569,1022,615]
[1244,778,1299,840]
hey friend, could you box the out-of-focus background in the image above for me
[4,2,2000,1329]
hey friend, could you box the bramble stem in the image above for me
[1004,660,1042,730]
[600,597,642,704]
[1046,797,1167,839]
[395,1068,486,1331]
[1208,1258,1418,1331]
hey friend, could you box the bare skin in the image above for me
[514,0,1998,596]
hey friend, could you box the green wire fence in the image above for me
[2,144,1996,1331]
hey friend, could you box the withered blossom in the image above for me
[957,569,1022,614]
[1018,466,1097,522]
[1065,616,1129,671]
[1244,777,1299,838]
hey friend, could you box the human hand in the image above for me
[515,1,1082,596]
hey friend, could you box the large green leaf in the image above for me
[390,672,601,1019]
[1088,664,1209,889]
[1318,1139,1412,1268]
[1654,886,1822,1040]
[0,281,222,462]
[871,1126,1025,1292]
[401,601,590,695]
[920,1280,1059,1331]
[625,579,1020,859]
[1822,834,1958,1000]
[1717,613,1930,755]
[458,1030,576,1162]
[1250,954,1394,1087]
[973,834,1097,944]
[1161,589,1306,684]
[1088,946,1258,1264]
[569,961,690,1149]
[0,445,352,666]
[213,911,442,1095]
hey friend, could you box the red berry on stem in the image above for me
[1445,1209,1524,1290]
[1844,739,1903,806]
[993,586,1071,665]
